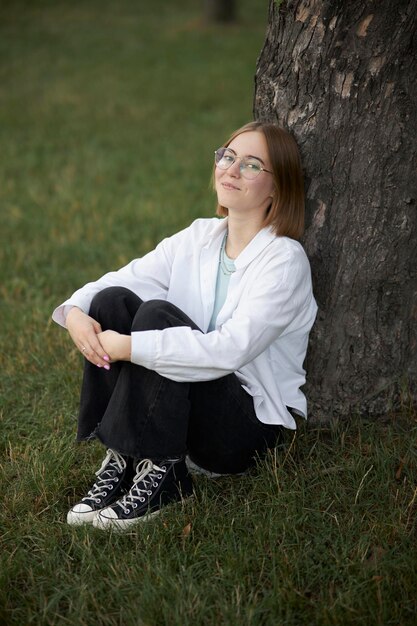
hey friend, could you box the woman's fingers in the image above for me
[80,332,111,368]
[66,310,111,368]
[80,346,111,369]
[88,334,111,367]
[92,320,102,334]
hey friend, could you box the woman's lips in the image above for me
[221,182,240,190]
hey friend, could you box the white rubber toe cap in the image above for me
[67,503,98,525]
[93,506,121,530]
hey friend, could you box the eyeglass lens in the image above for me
[215,148,263,179]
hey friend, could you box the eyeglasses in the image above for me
[214,147,273,180]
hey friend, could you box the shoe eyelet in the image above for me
[140,497,145,503]
[157,474,162,479]
[147,490,152,495]
[114,477,119,482]
[133,503,137,508]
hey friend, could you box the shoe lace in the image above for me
[83,449,126,504]
[118,459,166,514]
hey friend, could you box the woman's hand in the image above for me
[66,307,111,368]
[97,330,131,363]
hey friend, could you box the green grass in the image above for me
[0,1,416,624]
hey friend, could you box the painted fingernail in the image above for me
[104,364,111,370]
[96,364,102,368]
[103,355,109,361]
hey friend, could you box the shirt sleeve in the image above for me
[131,246,315,382]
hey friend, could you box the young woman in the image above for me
[52,121,317,532]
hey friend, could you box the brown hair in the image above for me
[215,121,305,239]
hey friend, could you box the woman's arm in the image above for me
[97,330,131,363]
[131,245,317,381]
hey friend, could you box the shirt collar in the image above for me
[234,226,276,269]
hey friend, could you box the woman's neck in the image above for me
[225,215,265,259]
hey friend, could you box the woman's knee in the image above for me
[132,299,195,332]
[89,287,142,330]
[90,287,133,313]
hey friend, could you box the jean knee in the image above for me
[131,299,173,331]
[89,287,133,315]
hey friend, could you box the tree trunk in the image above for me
[254,0,417,420]
[203,0,236,23]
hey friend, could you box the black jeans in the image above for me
[77,287,283,474]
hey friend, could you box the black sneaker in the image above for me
[67,449,133,526]
[93,457,193,532]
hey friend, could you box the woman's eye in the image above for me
[246,162,261,171]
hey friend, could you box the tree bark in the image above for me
[254,0,417,420]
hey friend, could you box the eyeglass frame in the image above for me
[214,147,273,179]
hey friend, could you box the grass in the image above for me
[0,1,416,624]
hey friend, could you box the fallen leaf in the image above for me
[182,522,192,538]
[395,458,404,481]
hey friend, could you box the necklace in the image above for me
[219,232,236,276]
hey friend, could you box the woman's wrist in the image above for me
[120,335,132,362]
[65,306,82,325]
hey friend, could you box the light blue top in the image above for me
[208,236,236,332]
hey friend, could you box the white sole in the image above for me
[92,492,194,532]
[93,508,161,532]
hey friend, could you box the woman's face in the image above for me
[215,131,275,219]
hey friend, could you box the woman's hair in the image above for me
[215,121,305,240]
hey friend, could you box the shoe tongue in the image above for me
[101,465,117,477]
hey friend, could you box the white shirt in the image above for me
[52,218,318,430]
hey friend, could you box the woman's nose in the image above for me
[228,158,241,177]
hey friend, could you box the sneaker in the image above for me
[93,457,193,532]
[67,449,133,526]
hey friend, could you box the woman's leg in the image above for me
[69,287,198,527]
[92,297,283,531]
[77,286,144,442]
[84,294,201,459]
[70,287,282,529]
[187,375,284,475]
[68,287,144,525]
[78,287,281,469]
